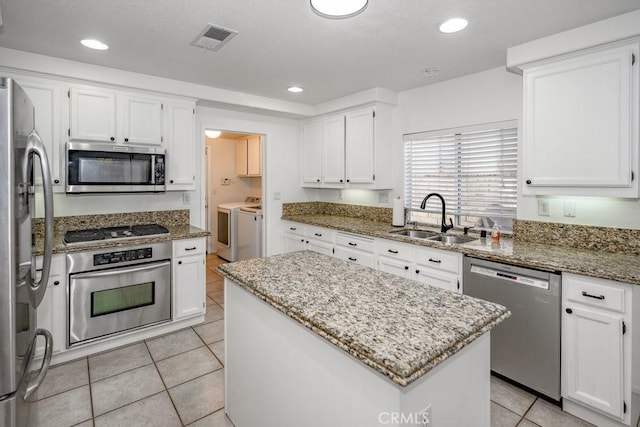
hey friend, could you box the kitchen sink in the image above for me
[390,229,438,239]
[426,235,477,244]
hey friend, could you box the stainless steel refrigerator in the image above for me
[0,77,55,426]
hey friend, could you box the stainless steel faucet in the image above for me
[420,192,454,233]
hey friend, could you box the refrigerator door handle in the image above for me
[24,130,54,308]
[23,329,53,400]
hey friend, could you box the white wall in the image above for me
[205,136,262,250]
[197,107,312,256]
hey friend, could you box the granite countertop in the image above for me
[36,224,210,255]
[282,214,640,286]
[217,251,510,387]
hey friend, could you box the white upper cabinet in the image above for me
[69,85,164,146]
[13,75,66,189]
[301,104,392,189]
[345,108,375,184]
[164,100,196,190]
[69,86,117,143]
[118,94,164,145]
[237,136,261,177]
[321,115,346,184]
[521,40,640,197]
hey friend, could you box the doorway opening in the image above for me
[204,130,264,261]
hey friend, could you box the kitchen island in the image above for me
[217,251,509,427]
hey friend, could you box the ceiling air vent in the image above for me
[191,24,238,52]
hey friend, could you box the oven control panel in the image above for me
[93,248,153,266]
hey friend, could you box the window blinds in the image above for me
[404,120,518,220]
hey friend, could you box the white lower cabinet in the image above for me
[377,239,413,279]
[562,273,634,425]
[334,232,375,268]
[173,238,206,320]
[378,256,412,279]
[36,254,67,355]
[412,247,461,293]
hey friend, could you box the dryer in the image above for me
[217,197,261,261]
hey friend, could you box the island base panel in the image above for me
[225,278,491,427]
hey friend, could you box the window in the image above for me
[404,120,518,232]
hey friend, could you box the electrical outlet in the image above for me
[379,191,389,204]
[182,193,191,205]
[538,199,550,216]
[564,201,576,217]
[337,190,343,200]
[273,192,281,200]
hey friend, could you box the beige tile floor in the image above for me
[30,254,594,427]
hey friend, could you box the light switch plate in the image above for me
[564,201,576,217]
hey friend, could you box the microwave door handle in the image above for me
[24,131,54,308]
[71,260,171,280]
[151,155,156,185]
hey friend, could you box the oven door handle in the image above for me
[71,260,171,280]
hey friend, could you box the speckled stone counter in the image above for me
[217,251,509,386]
[33,210,209,255]
[282,214,640,286]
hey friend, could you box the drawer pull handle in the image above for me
[581,291,605,300]
[185,247,197,251]
[314,233,322,237]
[428,258,441,264]
[387,249,398,254]
[348,242,357,246]
[290,227,297,231]
[53,280,60,286]
[348,257,357,261]
[565,308,573,314]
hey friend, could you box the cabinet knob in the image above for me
[178,260,182,265]
[124,138,129,142]
[346,179,350,183]
[526,179,532,185]
[317,179,320,183]
[340,179,343,183]
[415,270,420,274]
[53,280,60,286]
[110,137,115,141]
[404,266,409,270]
[565,308,572,314]
[301,239,305,242]
[53,179,60,184]
[170,180,174,184]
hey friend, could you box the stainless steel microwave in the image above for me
[66,142,166,193]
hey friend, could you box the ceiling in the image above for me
[0,1,639,105]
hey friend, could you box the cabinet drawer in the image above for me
[564,274,626,313]
[334,247,375,268]
[336,232,375,253]
[305,226,335,243]
[413,247,460,274]
[174,238,206,257]
[376,239,412,262]
[283,222,304,236]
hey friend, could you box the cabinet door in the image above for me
[247,136,261,176]
[284,233,306,253]
[118,94,163,145]
[413,266,459,292]
[165,101,196,190]
[237,139,248,176]
[17,76,65,187]
[35,278,66,355]
[321,115,345,184]
[69,86,117,142]
[174,255,205,319]
[345,108,375,184]
[378,256,411,279]
[563,305,624,419]
[306,238,334,257]
[522,42,638,196]
[302,121,322,184]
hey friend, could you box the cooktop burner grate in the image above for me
[64,223,170,245]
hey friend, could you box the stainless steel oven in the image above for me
[67,242,172,346]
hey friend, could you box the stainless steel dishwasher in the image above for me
[463,256,562,401]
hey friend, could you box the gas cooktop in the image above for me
[64,223,170,245]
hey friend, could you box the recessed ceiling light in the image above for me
[310,0,368,19]
[438,18,468,34]
[423,67,441,76]
[81,39,109,50]
[205,130,221,138]
[287,86,304,93]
